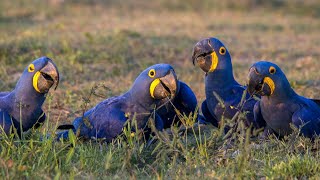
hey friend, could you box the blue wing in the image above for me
[292,99,320,138]
[57,97,128,141]
[174,81,198,114]
[86,108,127,140]
[154,113,164,131]
[75,97,128,141]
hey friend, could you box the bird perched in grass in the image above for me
[57,64,184,142]
[247,61,320,138]
[191,37,257,128]
[0,57,59,136]
[156,80,198,129]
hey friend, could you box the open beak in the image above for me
[150,69,178,100]
[191,39,218,72]
[192,43,203,66]
[192,40,210,65]
[33,60,60,93]
[247,67,274,96]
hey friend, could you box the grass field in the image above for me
[0,0,320,179]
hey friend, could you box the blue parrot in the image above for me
[191,37,257,128]
[156,80,198,129]
[57,64,186,142]
[0,57,59,136]
[247,61,320,138]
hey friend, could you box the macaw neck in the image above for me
[124,91,156,111]
[205,68,238,89]
[262,86,298,104]
[8,88,46,124]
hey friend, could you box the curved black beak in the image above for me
[191,38,213,66]
[247,67,272,96]
[37,59,60,93]
[152,69,179,100]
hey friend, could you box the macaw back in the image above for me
[260,95,320,137]
[71,95,152,141]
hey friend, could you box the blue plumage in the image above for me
[0,57,59,135]
[156,81,198,128]
[57,64,188,142]
[191,37,257,128]
[247,61,320,138]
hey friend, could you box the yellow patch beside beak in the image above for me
[209,51,218,72]
[150,78,160,98]
[264,77,275,95]
[33,71,41,93]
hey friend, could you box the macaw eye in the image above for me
[28,64,35,72]
[219,47,226,55]
[269,66,276,74]
[148,69,156,78]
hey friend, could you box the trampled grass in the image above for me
[0,0,320,179]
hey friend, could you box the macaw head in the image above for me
[192,37,232,74]
[131,64,179,102]
[247,61,291,97]
[15,56,60,95]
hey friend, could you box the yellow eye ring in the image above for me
[219,47,226,55]
[269,66,276,74]
[28,64,35,72]
[148,69,156,78]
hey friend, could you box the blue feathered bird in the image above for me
[247,61,320,138]
[57,64,198,141]
[191,37,257,128]
[156,80,198,129]
[0,57,59,136]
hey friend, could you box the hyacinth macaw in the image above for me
[57,64,198,141]
[192,37,257,128]
[247,61,320,138]
[0,57,59,136]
